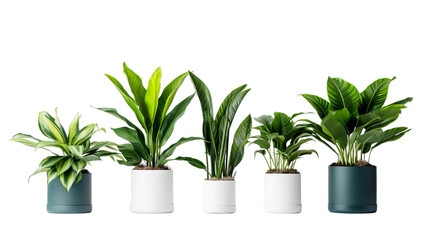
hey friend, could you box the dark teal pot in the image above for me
[328,165,376,213]
[47,172,92,213]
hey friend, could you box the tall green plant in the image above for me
[301,77,412,165]
[11,109,119,192]
[97,63,205,169]
[252,112,317,172]
[189,72,252,179]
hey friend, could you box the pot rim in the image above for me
[329,164,376,168]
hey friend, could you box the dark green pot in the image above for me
[47,172,92,213]
[328,165,376,213]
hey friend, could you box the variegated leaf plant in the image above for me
[11,109,120,192]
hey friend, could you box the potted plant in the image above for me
[188,71,252,214]
[96,63,205,213]
[251,112,317,213]
[11,109,119,213]
[301,76,412,213]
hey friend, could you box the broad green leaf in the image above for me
[252,139,270,150]
[327,77,361,117]
[366,108,402,131]
[68,113,81,144]
[357,129,383,146]
[105,74,148,131]
[159,137,203,163]
[189,71,213,117]
[117,144,142,166]
[10,133,41,148]
[285,138,314,155]
[38,111,67,143]
[215,84,247,127]
[60,169,78,192]
[158,156,206,169]
[112,127,151,161]
[228,115,252,176]
[383,97,413,109]
[272,112,292,137]
[56,157,73,176]
[82,155,101,162]
[254,149,266,159]
[289,149,318,161]
[144,67,162,123]
[123,62,147,109]
[328,108,351,133]
[373,127,410,149]
[360,77,395,114]
[254,115,273,131]
[159,94,195,147]
[321,115,348,149]
[301,94,330,119]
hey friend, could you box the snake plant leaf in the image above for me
[327,77,361,117]
[38,111,67,143]
[373,127,410,149]
[144,67,162,124]
[117,144,143,166]
[106,74,148,131]
[189,71,214,117]
[10,133,41,148]
[71,124,97,145]
[123,62,147,110]
[300,94,331,119]
[153,72,189,136]
[68,113,81,144]
[360,77,395,114]
[157,156,206,169]
[321,115,348,149]
[60,169,78,192]
[112,127,151,161]
[159,93,195,147]
[159,137,203,163]
[56,157,73,176]
[228,114,252,176]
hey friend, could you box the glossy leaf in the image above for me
[112,127,151,161]
[38,111,67,143]
[360,77,395,114]
[373,127,410,149]
[327,77,361,117]
[117,144,142,166]
[228,115,252,176]
[321,115,348,149]
[144,67,162,123]
[123,62,147,109]
[189,71,213,117]
[159,137,203,163]
[68,113,81,144]
[157,156,206,169]
[301,94,330,119]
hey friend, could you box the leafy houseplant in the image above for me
[11,109,118,213]
[189,71,252,213]
[301,76,412,213]
[252,112,317,213]
[97,63,205,213]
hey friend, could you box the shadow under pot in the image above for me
[264,173,301,213]
[130,169,174,213]
[328,165,377,213]
[47,172,92,214]
[203,179,236,214]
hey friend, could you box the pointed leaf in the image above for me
[189,71,213,117]
[373,127,410,149]
[60,169,78,192]
[68,113,81,144]
[123,62,147,109]
[117,143,142,166]
[10,133,41,148]
[38,111,67,143]
[360,77,395,114]
[56,157,73,176]
[321,115,348,149]
[228,115,252,176]
[71,160,86,173]
[47,168,59,184]
[144,67,162,123]
[301,94,330,119]
[159,137,203,163]
[327,77,361,117]
[111,127,151,161]
[158,156,206,169]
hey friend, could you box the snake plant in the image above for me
[10,109,119,192]
[252,112,317,172]
[96,63,205,170]
[189,71,252,179]
[301,77,412,165]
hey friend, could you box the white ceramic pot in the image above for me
[130,169,174,213]
[203,180,236,214]
[264,173,301,213]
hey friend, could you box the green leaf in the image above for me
[252,139,270,149]
[360,77,395,114]
[159,137,203,163]
[254,115,273,131]
[357,129,383,146]
[60,169,78,192]
[366,108,402,131]
[328,108,351,133]
[38,111,67,143]
[112,127,151,161]
[88,141,117,152]
[189,71,214,117]
[35,140,68,153]
[214,84,247,127]
[56,157,73,176]
[10,133,41,148]
[228,114,252,176]
[327,77,361,117]
[301,94,330,119]
[47,168,59,184]
[67,145,85,159]
[254,149,266,159]
[39,156,66,169]
[158,156,206,169]
[105,74,148,131]
[272,112,292,137]
[289,149,318,161]
[28,167,50,182]
[123,62,147,110]
[68,113,81,144]
[159,93,195,147]
[383,97,413,109]
[53,108,69,144]
[373,127,410,149]
[71,160,86,173]
[144,67,162,124]
[71,124,96,145]
[117,144,142,166]
[285,138,314,155]
[321,115,348,149]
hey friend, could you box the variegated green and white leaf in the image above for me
[68,113,81,144]
[60,169,78,192]
[71,160,86,173]
[71,124,96,145]
[67,145,85,159]
[38,111,67,143]
[10,133,41,148]
[28,167,49,182]
[47,168,59,184]
[56,157,73,176]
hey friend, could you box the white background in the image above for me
[1,0,427,239]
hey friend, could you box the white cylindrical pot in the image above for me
[130,169,174,213]
[264,173,301,213]
[203,180,236,214]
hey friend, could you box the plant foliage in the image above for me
[301,77,412,165]
[189,71,252,179]
[11,109,119,192]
